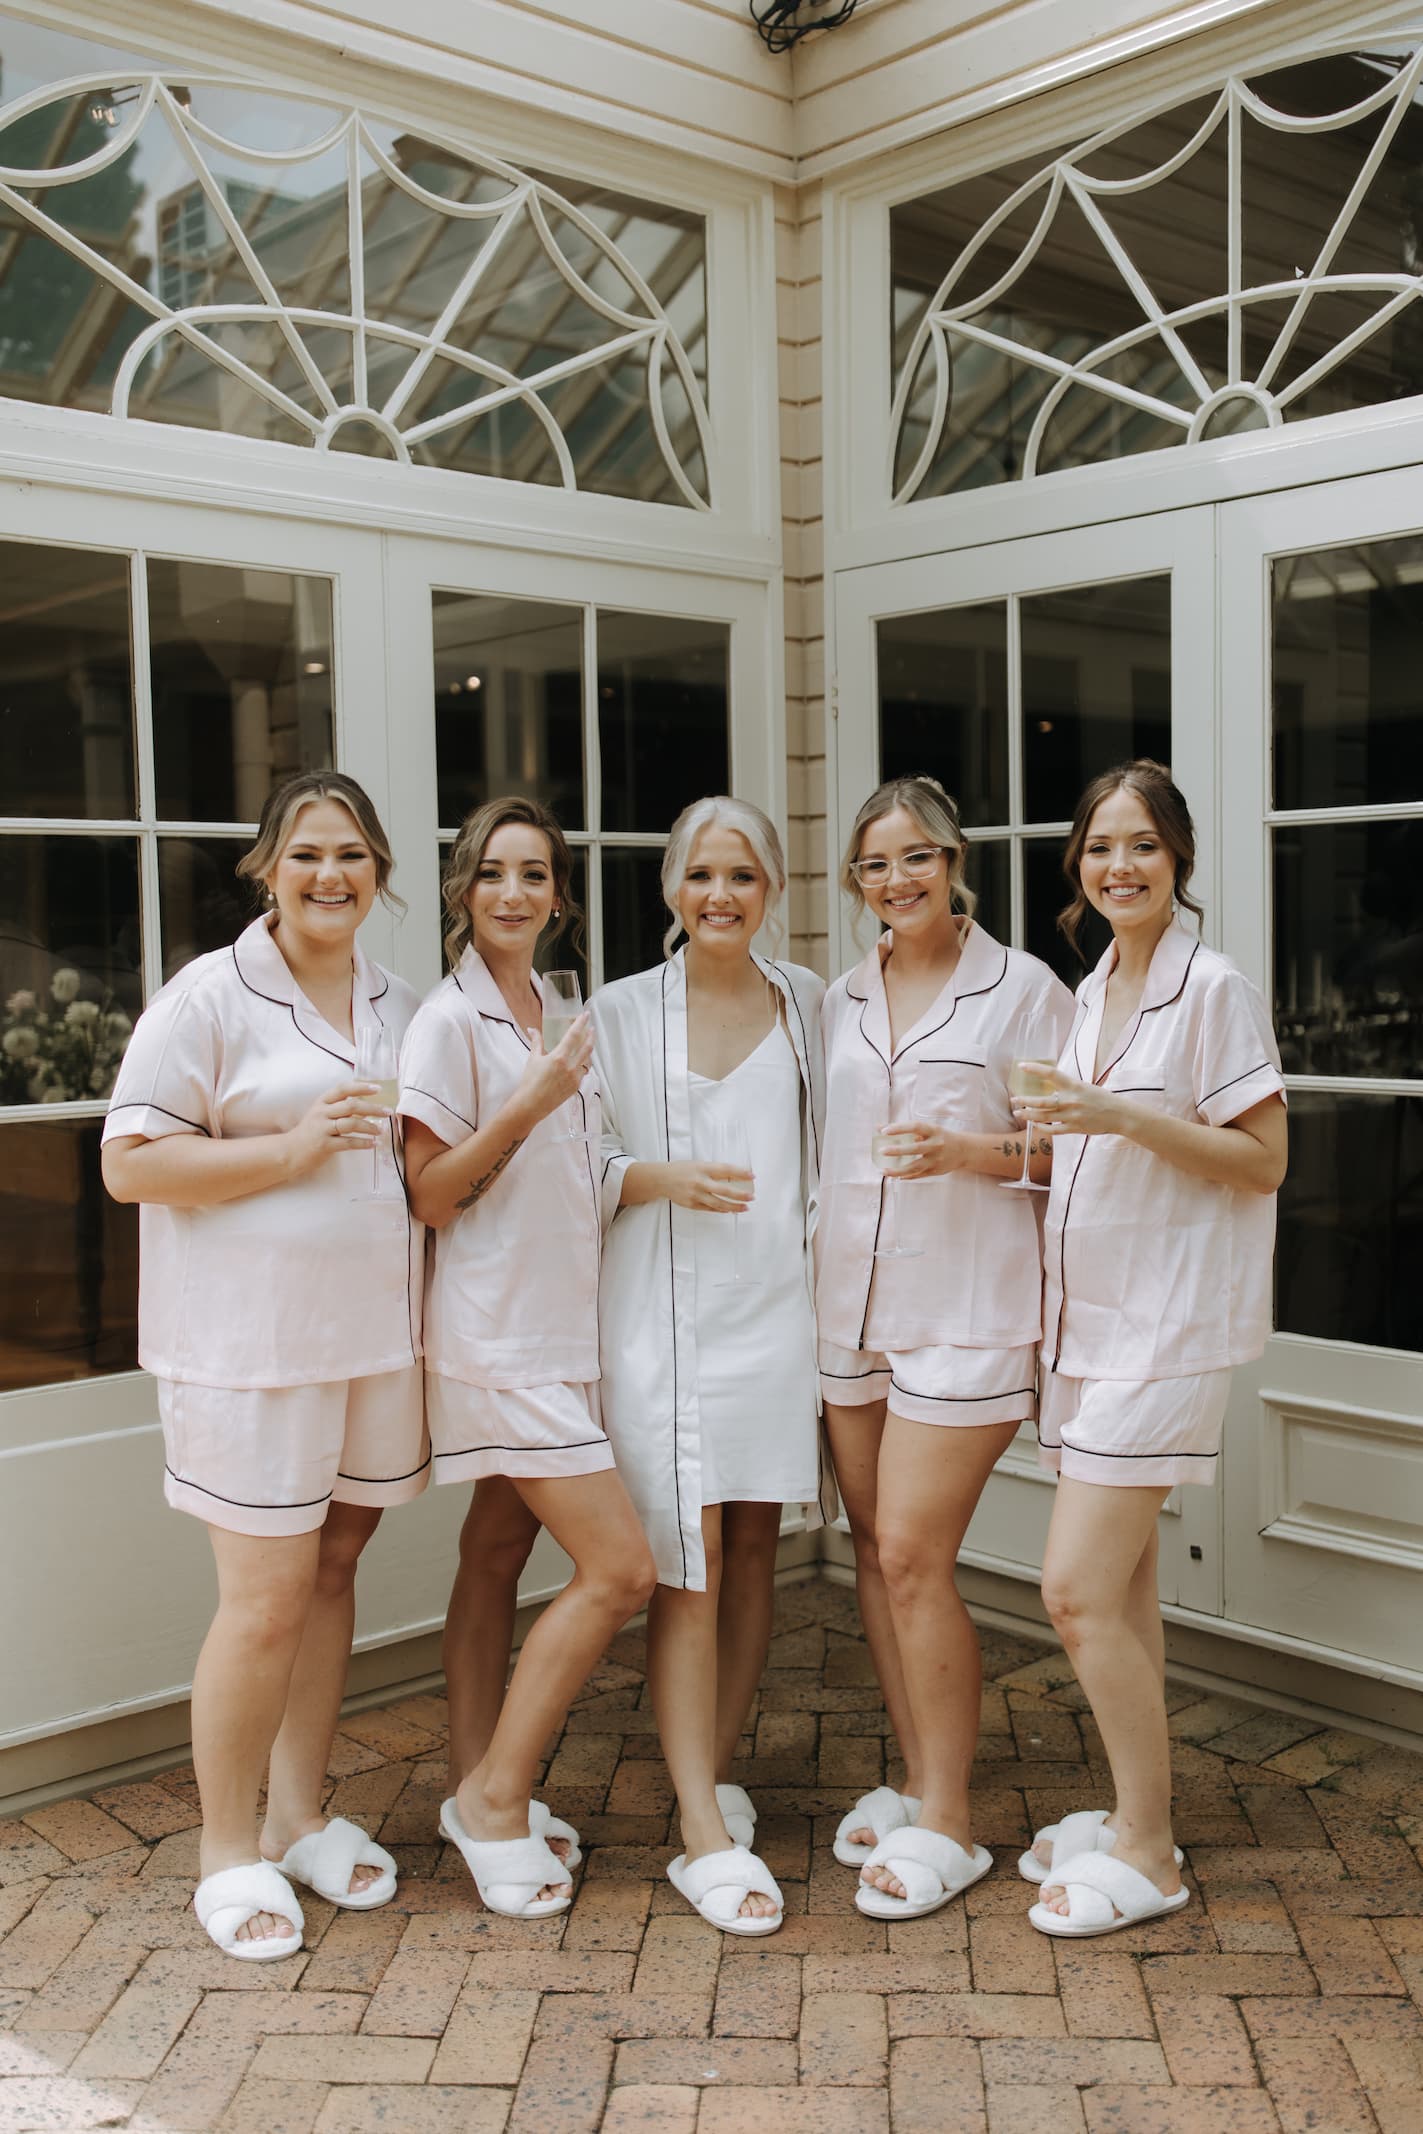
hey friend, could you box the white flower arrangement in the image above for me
[1,970,134,1106]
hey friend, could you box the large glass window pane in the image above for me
[433,593,583,832]
[1021,578,1171,823]
[1274,820,1423,1080]
[598,613,729,835]
[1,835,141,1105]
[1024,835,1111,992]
[147,561,333,822]
[158,836,253,979]
[0,538,134,819]
[0,1120,137,1391]
[1276,1092,1422,1353]
[877,605,1009,827]
[602,848,667,983]
[965,837,1010,946]
[1272,539,1423,812]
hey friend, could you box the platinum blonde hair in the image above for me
[660,795,787,959]
[840,774,975,922]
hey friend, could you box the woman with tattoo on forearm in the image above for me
[399,799,655,1921]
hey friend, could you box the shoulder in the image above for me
[374,967,422,1023]
[141,945,238,1025]
[823,970,854,1014]
[1183,943,1270,1019]
[767,959,825,1011]
[407,975,468,1036]
[591,964,666,1023]
[1004,946,1075,1011]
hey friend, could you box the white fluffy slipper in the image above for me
[1018,1808,1185,1885]
[277,1816,397,1910]
[715,1783,757,1849]
[439,1797,572,1919]
[194,1862,304,1961]
[666,1845,783,1937]
[1028,1850,1191,1938]
[530,1799,582,1870]
[833,1785,922,1867]
[855,1826,993,1920]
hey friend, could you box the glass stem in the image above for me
[1017,1125,1033,1186]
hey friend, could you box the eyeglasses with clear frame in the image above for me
[848,846,954,889]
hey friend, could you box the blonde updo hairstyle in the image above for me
[660,796,787,959]
[840,775,975,922]
[441,795,584,970]
[237,771,405,915]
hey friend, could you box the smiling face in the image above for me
[675,824,769,956]
[854,804,954,940]
[466,822,556,962]
[1078,785,1177,940]
[265,798,376,948]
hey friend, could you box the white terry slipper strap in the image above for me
[715,1783,757,1848]
[1038,1849,1182,1930]
[862,1825,980,1909]
[194,1862,303,1956]
[834,1785,919,1863]
[675,1845,782,1926]
[440,1798,570,1918]
[279,1817,396,1907]
[530,1799,582,1870]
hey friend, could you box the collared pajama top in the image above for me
[101,913,423,1389]
[398,948,602,1390]
[816,921,1075,1354]
[1042,914,1286,1381]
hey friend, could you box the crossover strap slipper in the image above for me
[715,1783,757,1849]
[833,1785,922,1867]
[194,1862,304,1962]
[855,1826,994,1920]
[1018,1807,1185,1885]
[439,1797,571,1918]
[666,1845,783,1937]
[530,1799,582,1870]
[278,1817,397,1910]
[1028,1850,1192,1938]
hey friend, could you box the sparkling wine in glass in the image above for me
[1002,1057,1055,1192]
[541,970,591,1142]
[353,1025,400,1202]
[712,1114,755,1286]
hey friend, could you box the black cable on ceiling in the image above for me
[750,1,859,57]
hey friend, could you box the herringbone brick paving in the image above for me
[2,1575,1422,2132]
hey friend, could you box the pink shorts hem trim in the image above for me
[432,1443,616,1485]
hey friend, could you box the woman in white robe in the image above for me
[593,797,835,1935]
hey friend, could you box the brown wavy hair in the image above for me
[441,796,584,970]
[1058,759,1204,962]
[236,771,404,914]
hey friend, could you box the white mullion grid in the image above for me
[1284,1076,1421,1098]
[1268,802,1423,828]
[130,548,163,1011]
[582,604,604,991]
[1005,592,1024,949]
[1226,87,1243,387]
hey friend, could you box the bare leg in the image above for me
[443,1478,540,1791]
[863,1414,1020,1897]
[260,1503,384,1896]
[714,1500,781,1778]
[454,1469,655,1902]
[824,1400,921,1840]
[194,1525,321,1944]
[647,1506,775,1922]
[1040,1479,1180,1916]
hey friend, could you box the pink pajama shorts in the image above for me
[426,1375,616,1486]
[1038,1367,1231,1488]
[158,1365,430,1536]
[818,1338,1037,1428]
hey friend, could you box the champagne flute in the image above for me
[541,969,590,1142]
[711,1113,755,1286]
[352,1025,400,1202]
[872,1069,923,1258]
[1002,1057,1055,1192]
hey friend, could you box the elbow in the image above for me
[100,1152,136,1203]
[408,1187,451,1229]
[1256,1155,1287,1195]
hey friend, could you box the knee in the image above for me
[875,1523,931,1605]
[585,1547,657,1623]
[219,1576,312,1655]
[460,1510,538,1591]
[1040,1566,1097,1644]
[312,1512,378,1600]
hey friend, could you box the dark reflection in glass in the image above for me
[433,593,583,831]
[1272,538,1423,811]
[147,561,334,822]
[158,837,253,980]
[1273,821,1423,1081]
[1024,835,1111,992]
[1021,577,1171,824]
[0,1121,138,1391]
[0,836,141,1105]
[877,605,1009,827]
[964,838,1010,946]
[1276,1091,1422,1354]
[598,613,728,835]
[0,539,134,819]
[601,848,666,984]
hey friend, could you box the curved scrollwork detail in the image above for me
[891,46,1423,500]
[0,68,713,507]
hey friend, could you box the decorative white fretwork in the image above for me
[892,47,1423,501]
[0,69,714,507]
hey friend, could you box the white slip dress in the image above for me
[688,1021,821,1505]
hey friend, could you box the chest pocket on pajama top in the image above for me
[913,1057,989,1130]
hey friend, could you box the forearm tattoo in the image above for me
[455,1136,524,1211]
[1000,1133,1053,1161]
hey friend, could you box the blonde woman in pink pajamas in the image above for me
[1018,760,1286,1938]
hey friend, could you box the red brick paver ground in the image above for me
[2,1576,1421,2131]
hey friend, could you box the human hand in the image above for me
[515,1013,594,1126]
[1017,1069,1132,1137]
[287,1081,385,1175]
[664,1160,756,1212]
[872,1118,967,1178]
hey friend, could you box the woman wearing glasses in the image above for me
[817,775,1073,1920]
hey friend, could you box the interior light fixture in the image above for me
[302,660,327,675]
[465,675,482,690]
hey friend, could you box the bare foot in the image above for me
[683,1819,775,1920]
[1041,1835,1180,1919]
[234,1907,297,1945]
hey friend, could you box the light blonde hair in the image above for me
[840,774,974,921]
[660,795,787,958]
[237,772,404,914]
[441,796,583,970]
